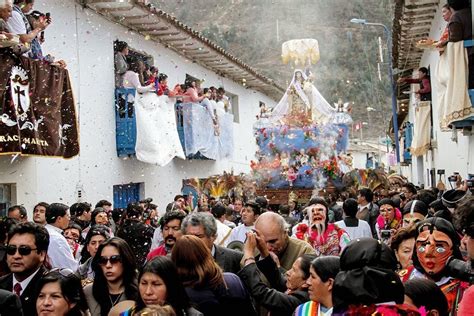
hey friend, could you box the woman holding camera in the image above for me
[375,198,402,245]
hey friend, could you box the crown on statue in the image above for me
[281,39,320,66]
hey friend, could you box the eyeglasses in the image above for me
[5,245,38,256]
[98,255,122,266]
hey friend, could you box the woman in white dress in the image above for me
[123,59,185,166]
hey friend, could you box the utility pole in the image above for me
[351,18,400,164]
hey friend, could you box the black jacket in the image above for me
[117,220,154,267]
[255,255,287,292]
[185,273,257,316]
[238,262,309,316]
[0,266,47,316]
[0,289,23,316]
[214,245,243,274]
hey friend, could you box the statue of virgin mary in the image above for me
[266,69,335,127]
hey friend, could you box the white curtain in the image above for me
[135,93,186,166]
[436,41,474,131]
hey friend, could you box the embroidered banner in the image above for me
[0,53,79,158]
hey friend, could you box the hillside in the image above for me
[152,0,394,141]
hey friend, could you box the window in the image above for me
[113,182,143,209]
[226,91,239,123]
[0,184,15,217]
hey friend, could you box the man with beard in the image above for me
[401,217,468,314]
[146,210,185,261]
[293,197,350,256]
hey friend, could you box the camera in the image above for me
[446,257,473,284]
[380,230,391,239]
[448,172,459,182]
[467,174,474,192]
[437,169,445,175]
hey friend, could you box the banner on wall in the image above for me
[0,53,79,158]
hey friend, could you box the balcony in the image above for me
[115,88,137,157]
[451,40,474,130]
[114,89,234,160]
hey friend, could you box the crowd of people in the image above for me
[0,179,472,316]
[0,0,473,315]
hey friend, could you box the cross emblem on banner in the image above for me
[14,86,25,111]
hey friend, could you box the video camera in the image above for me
[466,174,474,193]
[380,230,392,239]
[446,257,474,285]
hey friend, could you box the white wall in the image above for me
[0,0,275,213]
[405,2,473,186]
[351,152,367,169]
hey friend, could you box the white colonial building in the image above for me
[393,0,474,187]
[0,0,282,213]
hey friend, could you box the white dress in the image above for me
[123,71,185,166]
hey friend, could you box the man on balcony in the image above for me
[6,0,49,55]
[0,0,13,32]
[114,40,129,88]
[398,67,431,101]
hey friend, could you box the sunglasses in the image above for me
[5,245,38,256]
[98,255,122,266]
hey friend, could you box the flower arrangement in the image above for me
[295,223,308,240]
[320,158,340,180]
[268,142,279,155]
